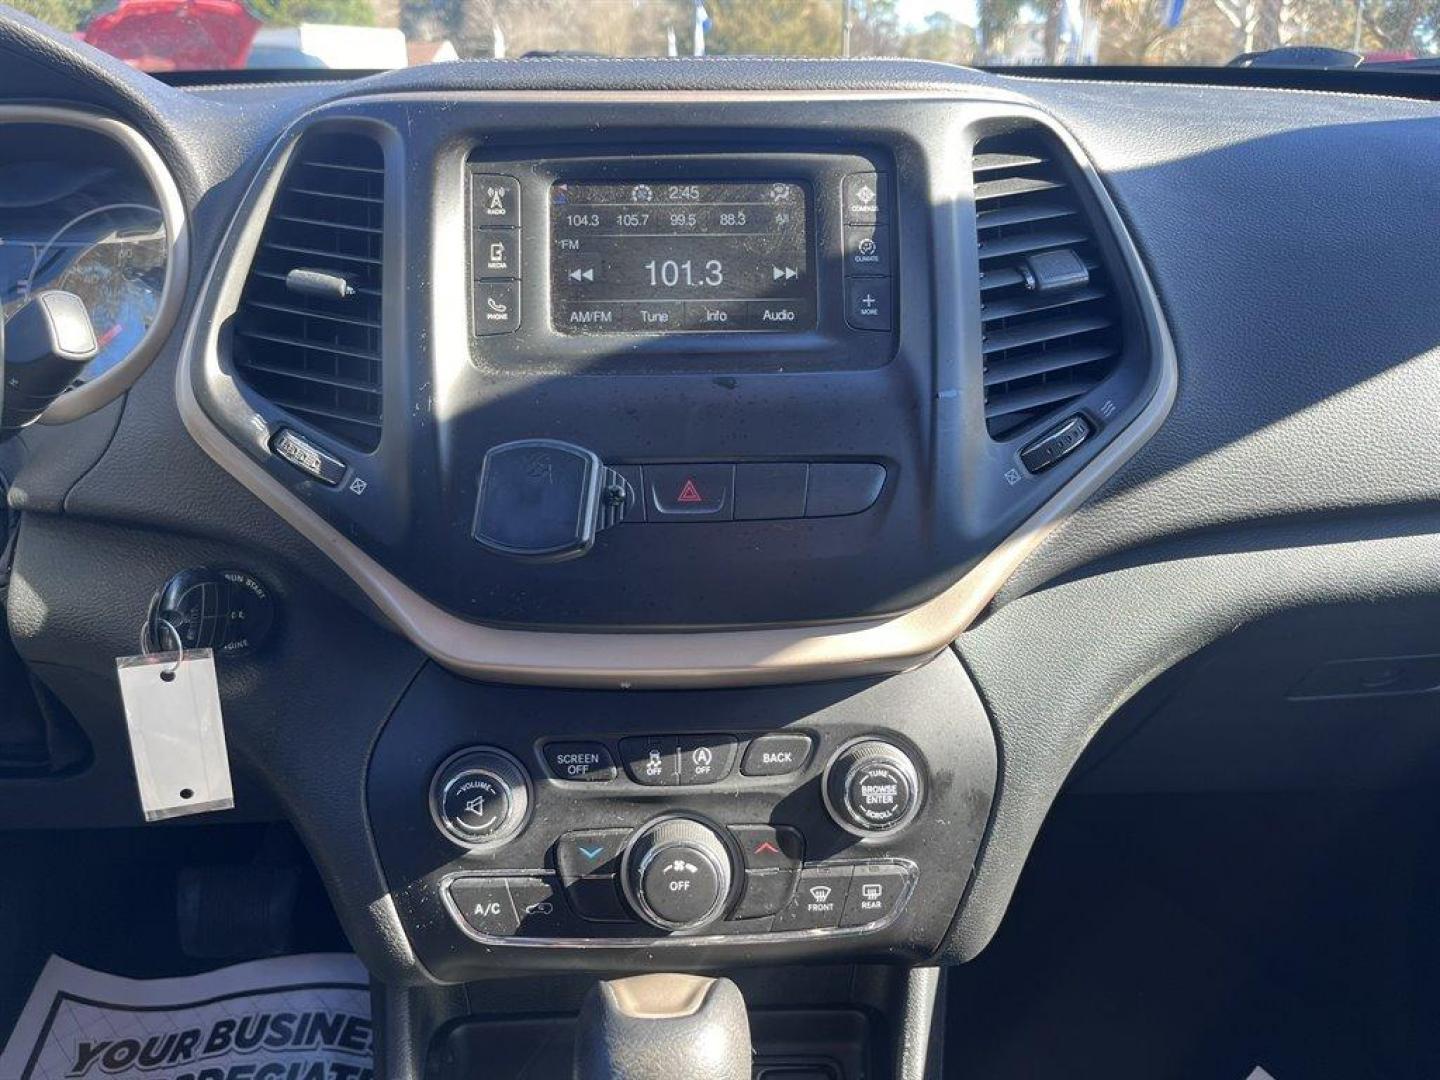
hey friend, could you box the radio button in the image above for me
[645,464,733,521]
[472,174,520,227]
[473,229,520,279]
[844,224,892,276]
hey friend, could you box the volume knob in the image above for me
[430,748,531,848]
[824,740,922,836]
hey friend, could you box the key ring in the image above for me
[140,614,186,681]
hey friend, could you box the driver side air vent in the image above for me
[232,130,384,452]
[974,129,1123,440]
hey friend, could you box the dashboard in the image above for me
[4,11,1440,1013]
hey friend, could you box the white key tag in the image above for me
[116,647,234,822]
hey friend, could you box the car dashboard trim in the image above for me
[0,105,191,425]
[175,92,1176,689]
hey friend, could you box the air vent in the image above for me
[974,129,1122,440]
[232,130,384,451]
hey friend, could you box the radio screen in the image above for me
[549,180,815,335]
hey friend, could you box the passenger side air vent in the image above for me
[974,129,1123,440]
[232,130,384,452]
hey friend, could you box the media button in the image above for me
[473,230,520,279]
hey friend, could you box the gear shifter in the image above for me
[573,974,751,1080]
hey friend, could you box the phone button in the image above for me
[473,281,520,335]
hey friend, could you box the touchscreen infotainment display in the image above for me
[549,180,815,335]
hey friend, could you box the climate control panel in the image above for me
[433,742,922,943]
[366,655,997,978]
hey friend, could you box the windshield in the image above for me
[12,0,1438,74]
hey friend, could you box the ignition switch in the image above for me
[146,568,276,658]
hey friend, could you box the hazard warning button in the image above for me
[645,464,734,521]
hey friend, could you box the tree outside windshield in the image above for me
[11,0,1438,72]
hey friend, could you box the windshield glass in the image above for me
[12,0,1437,74]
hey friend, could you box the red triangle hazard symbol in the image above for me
[677,478,703,504]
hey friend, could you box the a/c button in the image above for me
[741,734,814,777]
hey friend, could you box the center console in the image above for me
[181,86,1167,984]
[367,651,996,979]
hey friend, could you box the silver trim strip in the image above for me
[0,106,190,424]
[438,859,918,949]
[176,93,1176,689]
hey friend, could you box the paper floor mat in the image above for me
[0,953,371,1080]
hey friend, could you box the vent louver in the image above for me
[974,129,1122,440]
[233,130,384,452]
